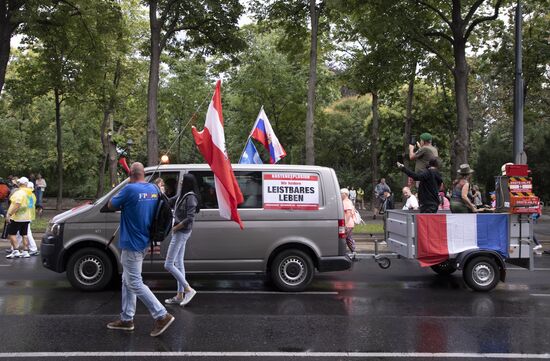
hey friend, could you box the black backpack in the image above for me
[149,188,174,244]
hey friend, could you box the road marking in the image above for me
[0,265,11,267]
[153,290,338,295]
[0,351,550,358]
[531,294,550,297]
[507,268,550,271]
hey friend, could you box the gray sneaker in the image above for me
[181,288,197,306]
[164,296,183,305]
[29,250,40,256]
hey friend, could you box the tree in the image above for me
[0,0,28,95]
[401,0,504,171]
[145,0,245,166]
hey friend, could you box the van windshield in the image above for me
[93,179,129,205]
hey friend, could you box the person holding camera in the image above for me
[409,133,438,174]
[397,158,443,214]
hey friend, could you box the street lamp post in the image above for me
[126,138,134,163]
[513,0,525,164]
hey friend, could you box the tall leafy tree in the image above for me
[144,0,245,166]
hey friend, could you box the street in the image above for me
[1,246,550,360]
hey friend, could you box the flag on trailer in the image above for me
[415,213,509,267]
[192,80,244,229]
[239,139,263,164]
[250,107,286,164]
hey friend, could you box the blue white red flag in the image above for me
[415,214,508,267]
[192,80,244,229]
[250,107,286,164]
[239,139,263,164]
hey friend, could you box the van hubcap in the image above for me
[279,256,306,286]
[76,256,103,285]
[472,264,493,287]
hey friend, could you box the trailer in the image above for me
[356,210,534,292]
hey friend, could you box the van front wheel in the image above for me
[270,249,314,292]
[67,247,113,291]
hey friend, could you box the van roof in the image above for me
[144,164,333,172]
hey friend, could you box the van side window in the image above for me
[147,172,180,198]
[190,171,263,209]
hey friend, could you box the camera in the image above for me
[409,135,416,145]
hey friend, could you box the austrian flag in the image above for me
[192,80,244,229]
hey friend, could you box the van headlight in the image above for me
[48,223,62,236]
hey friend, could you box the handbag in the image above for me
[353,208,363,225]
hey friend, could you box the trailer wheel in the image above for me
[377,257,391,269]
[430,260,457,276]
[463,256,500,292]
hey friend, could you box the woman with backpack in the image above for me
[164,174,200,306]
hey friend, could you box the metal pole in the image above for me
[513,0,524,164]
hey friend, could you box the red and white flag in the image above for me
[192,80,244,229]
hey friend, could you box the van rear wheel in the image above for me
[270,249,314,292]
[67,247,113,291]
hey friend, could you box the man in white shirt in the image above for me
[402,187,419,211]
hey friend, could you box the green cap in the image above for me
[420,133,432,141]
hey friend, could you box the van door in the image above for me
[185,170,265,272]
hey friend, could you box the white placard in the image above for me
[263,173,319,210]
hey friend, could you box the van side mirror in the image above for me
[100,203,114,213]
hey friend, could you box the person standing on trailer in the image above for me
[397,158,443,214]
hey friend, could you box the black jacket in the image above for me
[400,166,442,210]
[169,192,198,232]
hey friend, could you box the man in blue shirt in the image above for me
[106,162,174,337]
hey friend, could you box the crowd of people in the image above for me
[0,174,46,259]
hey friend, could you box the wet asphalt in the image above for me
[1,249,550,360]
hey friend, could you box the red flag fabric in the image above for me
[192,80,244,229]
[118,157,130,175]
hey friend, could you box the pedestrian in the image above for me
[164,174,199,306]
[472,185,483,208]
[35,174,46,213]
[402,187,419,211]
[13,181,39,256]
[356,187,364,210]
[106,162,175,337]
[154,177,165,193]
[409,133,438,188]
[397,158,443,214]
[438,185,451,211]
[532,204,543,252]
[5,177,32,259]
[373,178,391,219]
[349,187,357,207]
[341,188,356,253]
[449,164,478,214]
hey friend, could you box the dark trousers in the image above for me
[420,204,438,213]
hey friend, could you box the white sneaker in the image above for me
[180,288,197,306]
[6,250,20,259]
[533,245,543,251]
[21,251,30,258]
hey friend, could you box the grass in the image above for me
[353,223,384,234]
[31,217,50,233]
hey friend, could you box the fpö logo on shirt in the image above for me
[138,193,158,200]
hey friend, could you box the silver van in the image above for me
[41,164,352,292]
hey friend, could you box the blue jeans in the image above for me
[120,249,167,321]
[35,189,43,208]
[164,231,192,292]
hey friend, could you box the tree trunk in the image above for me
[108,134,118,187]
[452,38,470,170]
[370,92,380,211]
[54,88,63,211]
[403,64,416,185]
[305,0,319,165]
[147,0,161,166]
[0,5,18,95]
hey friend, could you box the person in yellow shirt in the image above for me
[5,177,33,259]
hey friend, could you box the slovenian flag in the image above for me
[250,107,286,164]
[239,139,263,164]
[416,214,509,267]
[192,80,244,229]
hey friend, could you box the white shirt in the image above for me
[402,194,419,210]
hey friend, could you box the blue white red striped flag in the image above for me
[415,214,508,267]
